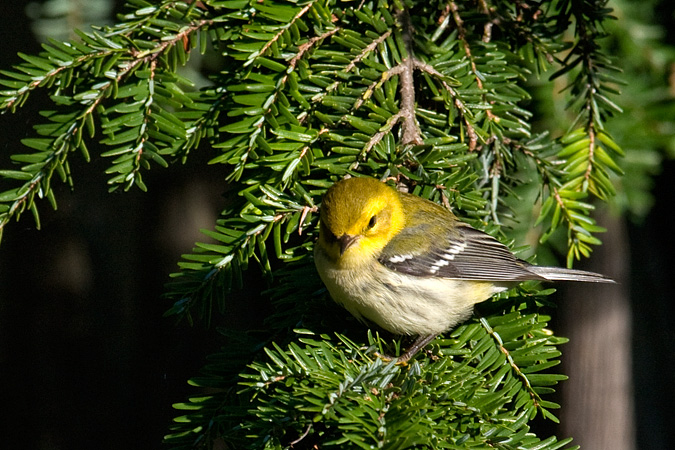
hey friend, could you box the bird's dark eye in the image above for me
[367,215,377,229]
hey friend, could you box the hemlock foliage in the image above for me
[0,0,630,448]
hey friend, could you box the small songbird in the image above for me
[314,177,614,362]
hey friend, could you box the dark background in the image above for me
[0,2,227,447]
[0,1,674,449]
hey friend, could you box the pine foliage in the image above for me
[0,0,626,448]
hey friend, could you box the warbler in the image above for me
[314,177,614,362]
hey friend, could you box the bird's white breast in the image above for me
[314,246,503,335]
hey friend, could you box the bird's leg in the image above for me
[396,334,438,364]
[372,334,439,364]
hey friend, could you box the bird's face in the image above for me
[318,178,404,265]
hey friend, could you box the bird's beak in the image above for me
[338,234,359,256]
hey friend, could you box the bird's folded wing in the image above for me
[379,223,544,281]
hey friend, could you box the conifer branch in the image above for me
[0,1,627,447]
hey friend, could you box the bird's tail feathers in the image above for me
[529,265,615,283]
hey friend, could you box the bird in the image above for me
[313,176,614,362]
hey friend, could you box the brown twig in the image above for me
[290,28,340,67]
[397,8,423,146]
[298,204,319,235]
[477,0,495,43]
[414,59,478,150]
[289,423,313,447]
[349,111,405,171]
[448,1,505,149]
[345,30,392,73]
[257,3,315,58]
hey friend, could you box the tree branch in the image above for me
[397,8,423,146]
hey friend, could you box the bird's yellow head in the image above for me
[318,177,405,266]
